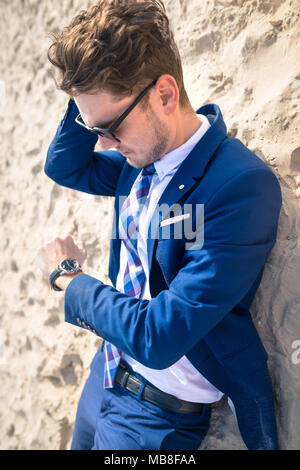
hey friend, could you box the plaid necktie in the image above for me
[103,163,156,388]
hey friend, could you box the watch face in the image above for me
[60,258,79,272]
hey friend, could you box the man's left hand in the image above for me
[36,234,87,278]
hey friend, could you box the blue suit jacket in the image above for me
[45,98,282,449]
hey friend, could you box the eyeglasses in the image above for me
[75,77,158,143]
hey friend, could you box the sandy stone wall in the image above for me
[0,0,299,449]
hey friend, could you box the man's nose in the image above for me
[97,135,118,151]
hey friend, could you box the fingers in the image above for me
[77,240,86,250]
[60,234,73,242]
[40,234,87,261]
[55,234,85,251]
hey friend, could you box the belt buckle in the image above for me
[119,368,130,389]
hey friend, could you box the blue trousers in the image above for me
[71,349,211,450]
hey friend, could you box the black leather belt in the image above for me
[115,362,208,414]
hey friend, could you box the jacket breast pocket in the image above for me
[155,237,185,286]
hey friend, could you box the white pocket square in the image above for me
[160,213,190,227]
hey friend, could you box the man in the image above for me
[37,0,282,450]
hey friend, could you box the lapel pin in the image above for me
[179,184,185,190]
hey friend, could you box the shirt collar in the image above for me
[153,114,211,181]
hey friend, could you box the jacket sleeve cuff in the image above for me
[64,273,104,332]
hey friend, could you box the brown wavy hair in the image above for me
[47,0,189,107]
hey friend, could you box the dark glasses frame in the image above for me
[75,77,159,143]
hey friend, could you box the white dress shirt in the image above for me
[116,114,224,403]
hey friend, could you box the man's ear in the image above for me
[157,74,179,114]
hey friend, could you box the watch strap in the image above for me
[49,267,64,291]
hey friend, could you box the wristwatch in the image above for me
[49,258,82,291]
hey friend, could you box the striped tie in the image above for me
[103,163,156,388]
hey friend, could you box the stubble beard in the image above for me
[126,103,170,168]
[146,118,169,166]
